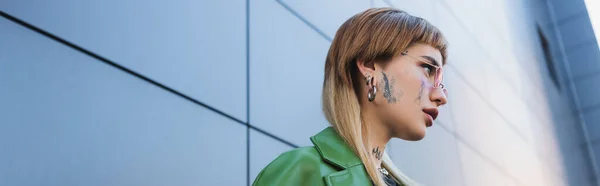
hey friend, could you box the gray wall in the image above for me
[0,0,597,185]
[533,0,600,185]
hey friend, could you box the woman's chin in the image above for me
[396,127,427,141]
[408,132,426,141]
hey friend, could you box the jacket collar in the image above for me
[310,127,362,169]
[311,127,371,185]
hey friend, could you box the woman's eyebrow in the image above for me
[420,56,441,67]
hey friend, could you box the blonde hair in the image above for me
[322,8,447,185]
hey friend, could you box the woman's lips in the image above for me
[424,114,433,127]
[422,108,439,127]
[422,108,439,120]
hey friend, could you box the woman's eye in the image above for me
[421,64,434,76]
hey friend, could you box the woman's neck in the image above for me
[362,108,393,167]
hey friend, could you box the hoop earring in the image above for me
[366,76,377,102]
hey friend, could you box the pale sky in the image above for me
[584,0,600,48]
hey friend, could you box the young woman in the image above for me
[253,7,448,186]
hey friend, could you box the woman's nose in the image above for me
[430,86,448,107]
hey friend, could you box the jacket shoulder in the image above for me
[252,146,329,186]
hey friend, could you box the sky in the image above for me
[584,0,600,48]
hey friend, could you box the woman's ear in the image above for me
[356,58,376,78]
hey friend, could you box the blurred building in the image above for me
[1,0,599,185]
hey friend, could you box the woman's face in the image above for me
[365,44,448,141]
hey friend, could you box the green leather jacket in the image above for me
[252,127,374,186]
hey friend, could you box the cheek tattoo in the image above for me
[415,79,425,104]
[380,71,403,104]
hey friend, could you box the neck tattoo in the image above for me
[372,146,382,160]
